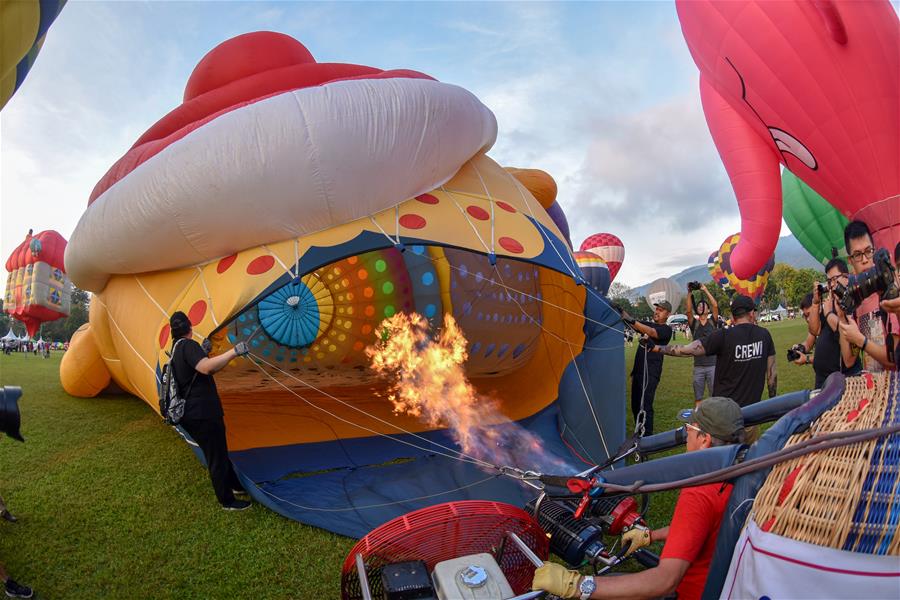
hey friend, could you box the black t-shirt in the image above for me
[704,323,775,407]
[171,338,223,420]
[689,317,717,367]
[813,309,861,381]
[632,321,672,380]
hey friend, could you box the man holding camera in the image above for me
[788,293,816,369]
[686,282,719,405]
[532,397,745,600]
[837,222,899,372]
[168,311,252,511]
[622,301,673,436]
[805,259,863,386]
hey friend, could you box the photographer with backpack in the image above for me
[167,311,251,511]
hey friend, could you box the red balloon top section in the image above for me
[5,230,68,272]
[89,32,434,206]
[184,32,316,101]
[579,233,623,252]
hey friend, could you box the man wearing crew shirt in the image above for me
[651,295,776,441]
[622,300,673,435]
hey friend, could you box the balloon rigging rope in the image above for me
[492,265,612,463]
[246,352,501,471]
[250,471,501,513]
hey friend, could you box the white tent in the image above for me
[1,329,18,343]
[772,304,788,317]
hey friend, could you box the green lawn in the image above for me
[0,318,811,597]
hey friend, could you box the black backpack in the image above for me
[158,339,197,425]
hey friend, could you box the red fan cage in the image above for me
[341,500,548,599]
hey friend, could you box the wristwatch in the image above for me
[579,576,596,600]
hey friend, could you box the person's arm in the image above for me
[839,317,893,369]
[686,288,695,327]
[653,339,706,357]
[632,321,662,340]
[702,283,719,321]
[767,355,777,398]
[532,560,688,600]
[838,318,860,369]
[195,342,249,375]
[808,286,822,336]
[881,296,900,314]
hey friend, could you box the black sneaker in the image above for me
[222,499,251,511]
[231,488,249,497]
[5,579,33,599]
[0,510,17,523]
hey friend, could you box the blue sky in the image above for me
[2,1,769,287]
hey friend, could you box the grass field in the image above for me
[0,318,812,598]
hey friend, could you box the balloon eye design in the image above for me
[769,127,818,170]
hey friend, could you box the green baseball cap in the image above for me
[679,396,745,443]
[653,300,673,312]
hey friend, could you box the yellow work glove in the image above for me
[531,562,583,598]
[622,525,651,557]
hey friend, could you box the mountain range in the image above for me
[632,235,822,297]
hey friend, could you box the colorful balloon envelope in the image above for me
[1,0,66,109]
[4,230,72,336]
[707,250,729,290]
[573,251,611,296]
[59,32,626,538]
[717,233,774,302]
[579,233,624,282]
[782,170,849,265]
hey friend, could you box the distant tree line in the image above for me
[607,263,823,317]
[0,287,90,341]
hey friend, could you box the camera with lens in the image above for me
[786,344,808,362]
[816,283,829,298]
[831,248,898,313]
[0,386,25,442]
[687,281,701,292]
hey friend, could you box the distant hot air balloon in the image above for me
[4,230,72,336]
[1,0,66,109]
[717,233,773,303]
[707,250,729,290]
[574,251,611,295]
[580,233,624,282]
[646,277,684,311]
[782,170,848,265]
[677,0,899,278]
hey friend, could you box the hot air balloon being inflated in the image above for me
[782,170,849,265]
[59,32,626,538]
[4,230,72,336]
[677,0,899,279]
[580,233,624,283]
[574,251,611,296]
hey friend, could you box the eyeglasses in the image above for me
[849,247,875,263]
[684,423,706,436]
[826,275,843,284]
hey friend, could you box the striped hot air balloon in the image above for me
[574,251,611,295]
[580,233,624,282]
[717,233,774,302]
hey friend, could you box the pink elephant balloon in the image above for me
[677,0,899,278]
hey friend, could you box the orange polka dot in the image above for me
[159,324,170,348]
[365,306,375,317]
[416,193,440,204]
[358,269,368,280]
[347,256,358,265]
[361,324,372,335]
[497,201,516,213]
[499,237,524,254]
[364,287,374,298]
[353,341,365,351]
[247,255,275,275]
[216,254,238,274]
[466,206,489,220]
[399,214,427,229]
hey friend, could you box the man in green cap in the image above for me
[532,397,744,600]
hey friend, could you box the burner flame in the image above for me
[367,312,569,473]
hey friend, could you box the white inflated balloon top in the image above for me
[65,77,498,292]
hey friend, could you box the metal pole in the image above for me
[507,532,544,568]
[355,553,372,600]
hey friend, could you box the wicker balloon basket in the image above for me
[753,372,900,554]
